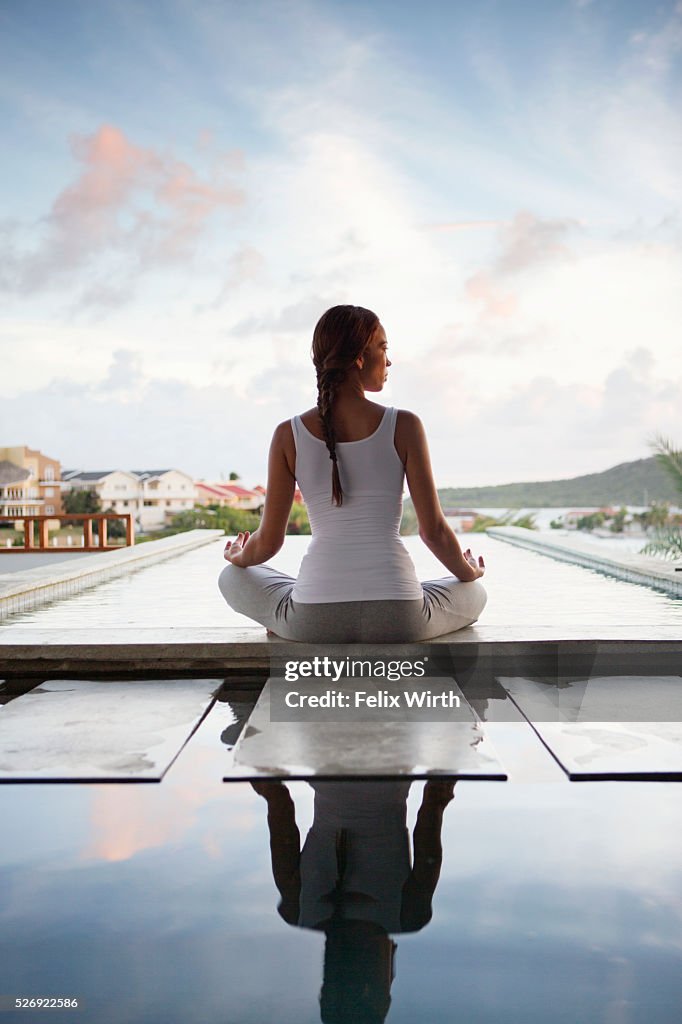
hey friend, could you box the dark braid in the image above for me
[317,366,344,506]
[311,305,380,506]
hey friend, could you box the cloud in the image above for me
[3,0,682,490]
[423,219,508,233]
[97,348,143,394]
[202,244,267,309]
[84,745,259,863]
[231,294,344,336]
[493,210,578,275]
[3,124,246,304]
[389,341,681,485]
[244,360,313,406]
[460,211,578,321]
[0,352,309,483]
[464,272,519,320]
[628,2,682,76]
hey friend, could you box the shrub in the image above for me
[287,501,311,535]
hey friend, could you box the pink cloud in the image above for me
[465,270,519,319]
[494,210,577,275]
[8,124,246,299]
[458,209,578,324]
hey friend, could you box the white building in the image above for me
[63,469,197,530]
[133,469,197,529]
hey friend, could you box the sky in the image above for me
[1,0,681,488]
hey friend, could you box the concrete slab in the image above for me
[0,677,223,782]
[0,530,224,620]
[0,626,680,674]
[489,526,682,597]
[0,551,97,572]
[498,675,682,780]
[224,677,507,781]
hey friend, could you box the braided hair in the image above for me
[311,305,380,506]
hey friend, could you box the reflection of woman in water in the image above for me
[219,305,486,643]
[253,779,455,1024]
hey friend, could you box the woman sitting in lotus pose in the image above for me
[218,304,486,642]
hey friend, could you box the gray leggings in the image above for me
[218,563,487,643]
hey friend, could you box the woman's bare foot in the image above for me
[266,628,277,637]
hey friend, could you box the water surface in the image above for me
[1,533,678,629]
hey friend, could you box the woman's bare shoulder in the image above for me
[272,418,295,439]
[394,409,425,464]
[395,409,424,435]
[270,419,296,452]
[298,407,319,420]
[271,419,296,474]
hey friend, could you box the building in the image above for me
[194,481,264,512]
[220,483,264,511]
[443,509,479,533]
[133,469,197,528]
[0,446,62,519]
[194,482,241,508]
[63,469,196,530]
[62,470,141,520]
[564,508,615,529]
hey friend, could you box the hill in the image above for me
[433,457,679,509]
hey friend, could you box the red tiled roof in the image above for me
[195,482,228,497]
[195,482,262,499]
[220,484,260,498]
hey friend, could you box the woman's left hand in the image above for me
[224,531,250,564]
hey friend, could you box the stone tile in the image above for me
[0,678,223,781]
[498,675,682,779]
[0,628,679,676]
[224,678,507,781]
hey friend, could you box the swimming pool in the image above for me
[0,707,680,1023]
[1,529,680,1022]
[0,533,678,630]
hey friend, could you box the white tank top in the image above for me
[290,406,423,603]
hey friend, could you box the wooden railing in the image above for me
[0,514,134,552]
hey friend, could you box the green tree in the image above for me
[63,488,100,514]
[634,502,670,531]
[287,501,311,535]
[170,506,261,534]
[470,513,513,533]
[103,507,127,539]
[576,512,605,532]
[400,503,418,536]
[511,513,537,530]
[609,506,627,533]
[229,471,240,481]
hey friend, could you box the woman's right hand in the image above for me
[223,531,250,565]
[463,548,485,580]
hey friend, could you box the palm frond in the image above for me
[649,434,682,496]
[641,527,682,561]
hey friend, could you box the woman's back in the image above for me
[290,405,423,603]
[219,304,486,642]
[298,400,386,444]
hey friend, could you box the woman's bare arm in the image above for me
[251,781,301,925]
[395,411,484,582]
[224,421,295,567]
